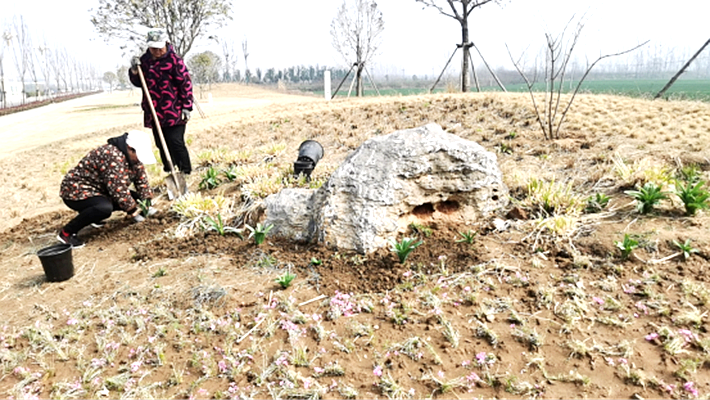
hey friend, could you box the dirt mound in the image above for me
[1,86,710,399]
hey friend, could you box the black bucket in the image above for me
[37,243,74,282]
[294,140,324,179]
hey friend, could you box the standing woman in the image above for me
[129,29,194,175]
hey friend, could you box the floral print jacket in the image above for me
[129,44,193,129]
[60,144,152,213]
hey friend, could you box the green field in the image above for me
[325,79,710,101]
[500,79,710,101]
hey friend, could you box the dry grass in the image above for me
[0,84,709,399]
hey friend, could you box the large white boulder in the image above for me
[264,123,508,254]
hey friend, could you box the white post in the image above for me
[324,70,331,101]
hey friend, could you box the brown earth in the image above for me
[0,84,709,399]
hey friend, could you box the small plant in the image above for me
[512,327,543,351]
[310,257,322,265]
[137,199,152,217]
[675,179,710,216]
[409,222,432,237]
[585,193,610,213]
[390,237,423,264]
[498,142,513,154]
[677,164,702,183]
[246,223,274,245]
[275,271,297,289]
[456,230,477,244]
[289,346,309,366]
[198,165,222,190]
[152,267,167,278]
[222,165,239,182]
[614,234,639,259]
[625,182,668,214]
[673,239,699,261]
[204,214,242,237]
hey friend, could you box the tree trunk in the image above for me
[356,64,364,97]
[460,18,470,92]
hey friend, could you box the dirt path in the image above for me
[0,87,319,159]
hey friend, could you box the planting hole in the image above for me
[436,200,460,214]
[412,203,435,217]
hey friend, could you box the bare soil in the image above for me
[1,84,709,399]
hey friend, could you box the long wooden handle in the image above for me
[136,66,177,177]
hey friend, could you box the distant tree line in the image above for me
[185,49,352,89]
[1,16,103,108]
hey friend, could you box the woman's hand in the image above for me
[128,208,145,222]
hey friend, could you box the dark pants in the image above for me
[62,191,139,234]
[152,124,191,175]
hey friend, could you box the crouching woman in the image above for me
[57,130,156,248]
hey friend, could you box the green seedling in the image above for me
[198,165,222,190]
[276,271,297,289]
[310,257,322,265]
[672,239,699,261]
[614,234,639,259]
[390,237,423,264]
[409,222,432,237]
[456,230,477,244]
[585,193,610,213]
[222,165,239,182]
[137,199,152,217]
[246,223,274,245]
[675,179,710,216]
[498,142,513,154]
[204,214,242,237]
[677,164,702,184]
[625,182,667,214]
[152,267,167,278]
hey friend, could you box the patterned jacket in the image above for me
[129,44,193,129]
[60,144,152,214]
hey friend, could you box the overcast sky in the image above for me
[3,0,708,78]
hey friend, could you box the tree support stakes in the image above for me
[467,51,481,92]
[430,46,459,94]
[363,65,381,96]
[330,63,356,100]
[655,38,710,99]
[471,42,507,92]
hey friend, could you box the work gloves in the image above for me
[132,207,156,223]
[181,109,191,122]
[130,56,140,73]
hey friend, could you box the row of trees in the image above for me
[0,16,104,108]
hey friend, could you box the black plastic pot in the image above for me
[37,243,74,282]
[294,140,324,179]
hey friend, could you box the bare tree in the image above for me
[242,39,250,84]
[10,16,31,103]
[0,29,11,108]
[508,16,647,140]
[415,0,505,92]
[90,0,232,58]
[330,0,384,97]
[37,43,52,98]
[220,39,236,82]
